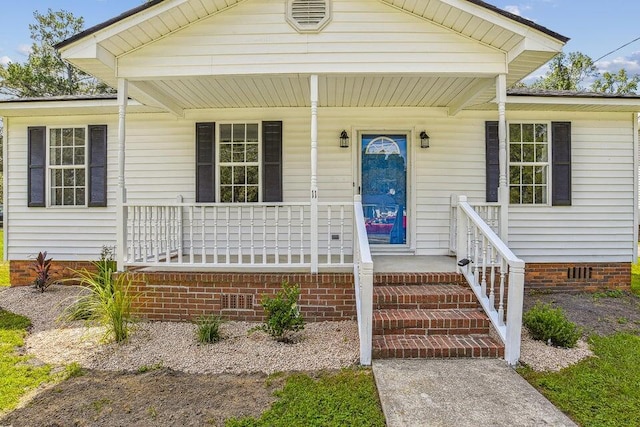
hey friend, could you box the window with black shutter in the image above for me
[196,122,216,202]
[27,126,46,207]
[551,122,572,206]
[88,125,108,207]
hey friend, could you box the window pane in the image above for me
[50,147,59,165]
[75,147,85,165]
[522,144,535,162]
[233,144,245,162]
[63,169,74,186]
[76,188,85,206]
[522,124,534,142]
[63,128,73,145]
[220,186,232,203]
[522,186,533,204]
[246,144,259,162]
[509,187,520,204]
[522,166,534,184]
[246,124,259,142]
[534,186,546,204]
[220,124,232,143]
[535,124,548,142]
[509,144,521,162]
[51,169,61,187]
[50,129,61,147]
[535,144,548,162]
[62,147,73,165]
[63,188,74,205]
[247,186,259,202]
[247,166,259,185]
[234,166,246,185]
[535,166,547,185]
[74,128,85,146]
[220,144,232,163]
[233,124,245,143]
[509,124,521,142]
[220,166,232,185]
[234,186,246,203]
[52,188,62,206]
[509,166,520,185]
[76,169,85,186]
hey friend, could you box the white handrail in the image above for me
[456,195,525,365]
[353,195,373,365]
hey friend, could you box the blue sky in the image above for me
[0,0,639,81]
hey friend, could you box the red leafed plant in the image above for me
[32,251,54,292]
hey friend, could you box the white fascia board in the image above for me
[0,99,157,117]
[506,95,640,109]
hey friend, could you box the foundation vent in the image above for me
[567,266,592,280]
[221,294,254,310]
[287,0,331,33]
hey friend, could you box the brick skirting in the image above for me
[10,260,98,287]
[525,262,631,292]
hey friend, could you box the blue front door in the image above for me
[361,134,407,245]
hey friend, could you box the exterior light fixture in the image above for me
[340,130,350,148]
[420,131,430,148]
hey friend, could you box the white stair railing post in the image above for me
[504,261,525,365]
[456,195,469,270]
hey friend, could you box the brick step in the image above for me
[372,334,504,359]
[373,273,465,287]
[374,284,478,310]
[373,308,490,336]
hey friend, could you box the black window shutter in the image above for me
[262,121,283,202]
[88,125,108,207]
[196,122,216,202]
[552,122,572,206]
[485,121,499,203]
[27,126,46,207]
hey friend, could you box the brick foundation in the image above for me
[525,262,631,292]
[10,260,98,287]
[127,271,356,322]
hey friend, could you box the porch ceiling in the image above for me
[146,74,486,109]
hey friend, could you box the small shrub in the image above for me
[32,251,54,292]
[260,282,304,342]
[64,362,85,379]
[195,315,225,344]
[523,303,581,348]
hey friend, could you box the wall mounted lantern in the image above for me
[420,131,430,148]
[340,130,350,148]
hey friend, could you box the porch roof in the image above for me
[53,0,568,115]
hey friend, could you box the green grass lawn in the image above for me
[631,260,640,296]
[0,309,53,412]
[520,333,640,427]
[0,230,9,287]
[226,369,385,427]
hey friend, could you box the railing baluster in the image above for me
[262,206,267,264]
[225,206,230,264]
[189,206,194,264]
[274,207,280,264]
[178,205,183,264]
[499,257,506,325]
[238,206,243,265]
[481,235,487,296]
[250,206,255,264]
[287,206,292,265]
[340,205,345,265]
[212,206,218,264]
[327,205,332,265]
[489,245,496,308]
[165,206,170,264]
[300,206,305,264]
[201,206,207,264]
[154,207,160,264]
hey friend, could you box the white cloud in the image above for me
[505,5,522,15]
[17,44,31,56]
[0,56,12,66]
[595,52,640,75]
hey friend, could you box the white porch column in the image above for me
[116,78,128,271]
[310,75,319,273]
[496,74,509,242]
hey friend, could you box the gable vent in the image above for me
[287,0,331,33]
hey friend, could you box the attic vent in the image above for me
[287,0,331,33]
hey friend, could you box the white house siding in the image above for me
[116,0,506,78]
[6,115,119,261]
[506,111,636,263]
[6,108,636,264]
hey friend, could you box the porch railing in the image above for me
[449,194,500,254]
[124,200,353,269]
[455,195,525,365]
[353,195,373,365]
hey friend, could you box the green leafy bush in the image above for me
[260,282,304,341]
[523,303,581,348]
[195,315,225,344]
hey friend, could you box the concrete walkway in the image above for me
[373,359,577,427]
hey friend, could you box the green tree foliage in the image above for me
[591,69,640,94]
[531,52,598,91]
[0,9,113,98]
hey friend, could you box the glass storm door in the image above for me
[360,134,407,245]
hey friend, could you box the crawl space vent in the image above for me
[287,0,331,33]
[221,294,254,310]
[567,266,592,280]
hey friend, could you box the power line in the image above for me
[594,35,640,63]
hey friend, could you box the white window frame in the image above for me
[216,122,263,203]
[46,125,88,208]
[507,121,552,206]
